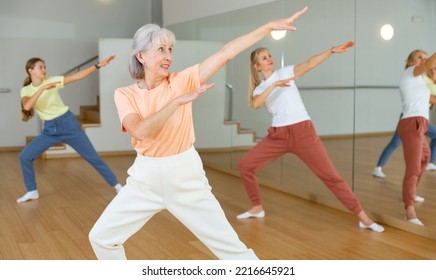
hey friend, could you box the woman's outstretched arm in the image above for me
[64,55,115,85]
[293,41,354,78]
[198,7,308,84]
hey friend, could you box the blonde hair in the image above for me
[405,49,427,69]
[21,57,43,121]
[129,24,176,80]
[248,48,268,107]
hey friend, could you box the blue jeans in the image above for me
[19,110,118,192]
[377,114,436,167]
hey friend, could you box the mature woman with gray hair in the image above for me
[89,7,308,260]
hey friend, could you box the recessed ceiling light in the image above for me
[380,24,394,41]
[270,30,286,40]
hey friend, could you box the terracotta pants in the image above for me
[238,120,362,215]
[398,117,430,207]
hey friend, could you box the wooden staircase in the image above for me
[77,96,100,125]
[224,120,257,146]
[224,120,256,143]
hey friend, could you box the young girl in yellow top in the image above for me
[17,56,122,203]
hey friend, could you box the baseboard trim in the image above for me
[44,150,136,159]
[0,146,23,152]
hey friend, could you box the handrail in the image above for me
[225,83,234,121]
[62,55,99,76]
[298,85,398,90]
[223,84,399,123]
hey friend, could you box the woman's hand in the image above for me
[97,55,116,68]
[252,77,294,109]
[331,41,355,54]
[274,77,294,88]
[177,83,216,105]
[270,6,308,31]
[42,82,61,91]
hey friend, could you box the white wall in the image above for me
[67,39,253,154]
[0,0,287,150]
[1,0,435,150]
[0,0,152,148]
[354,0,436,133]
[167,0,436,138]
[162,0,278,26]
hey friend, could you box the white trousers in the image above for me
[89,147,258,260]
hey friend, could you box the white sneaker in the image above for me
[372,166,386,178]
[114,183,122,193]
[415,195,425,203]
[407,218,424,226]
[16,190,39,203]
[426,162,436,171]
[236,210,265,219]
[359,221,385,233]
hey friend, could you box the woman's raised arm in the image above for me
[64,55,115,85]
[198,7,308,84]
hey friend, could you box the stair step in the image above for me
[223,120,257,144]
[79,96,100,124]
[239,128,254,134]
[83,109,100,123]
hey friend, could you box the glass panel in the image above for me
[168,0,436,239]
[279,0,356,210]
[353,0,436,237]
[168,0,356,213]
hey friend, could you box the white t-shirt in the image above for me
[400,66,430,120]
[253,65,310,127]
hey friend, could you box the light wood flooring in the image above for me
[1,144,436,260]
[200,134,436,239]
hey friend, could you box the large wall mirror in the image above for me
[168,0,436,239]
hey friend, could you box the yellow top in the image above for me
[424,74,436,96]
[20,76,68,120]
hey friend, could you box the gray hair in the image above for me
[129,24,176,80]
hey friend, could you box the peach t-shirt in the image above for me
[114,64,200,157]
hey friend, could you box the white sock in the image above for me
[114,183,122,193]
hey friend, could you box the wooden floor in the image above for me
[201,135,436,239]
[1,147,436,260]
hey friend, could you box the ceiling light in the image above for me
[270,30,286,40]
[380,24,394,41]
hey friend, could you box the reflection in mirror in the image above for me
[169,0,436,239]
[354,0,436,239]
[170,0,356,212]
